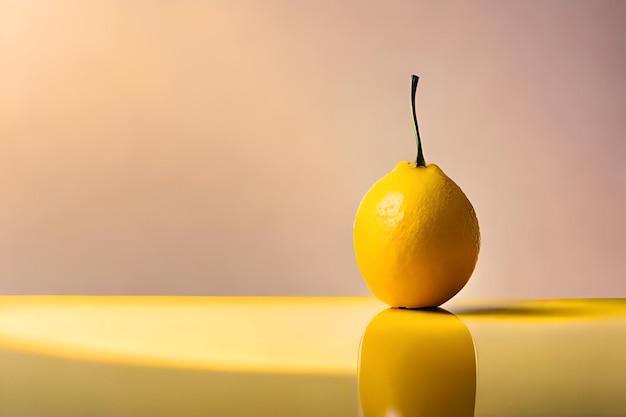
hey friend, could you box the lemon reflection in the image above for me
[359,308,476,417]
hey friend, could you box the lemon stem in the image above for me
[412,75,426,167]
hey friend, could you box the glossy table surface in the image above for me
[0,296,625,416]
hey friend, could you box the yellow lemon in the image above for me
[358,308,476,417]
[354,75,480,308]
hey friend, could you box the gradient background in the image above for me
[1,0,625,299]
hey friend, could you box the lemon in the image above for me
[353,75,480,308]
[358,308,476,416]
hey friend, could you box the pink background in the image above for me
[1,0,625,299]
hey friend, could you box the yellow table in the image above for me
[0,297,624,416]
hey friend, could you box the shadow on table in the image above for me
[454,298,626,320]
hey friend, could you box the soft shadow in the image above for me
[358,308,476,417]
[455,305,573,317]
[454,299,626,321]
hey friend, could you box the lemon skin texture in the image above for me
[358,308,476,417]
[353,161,480,308]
